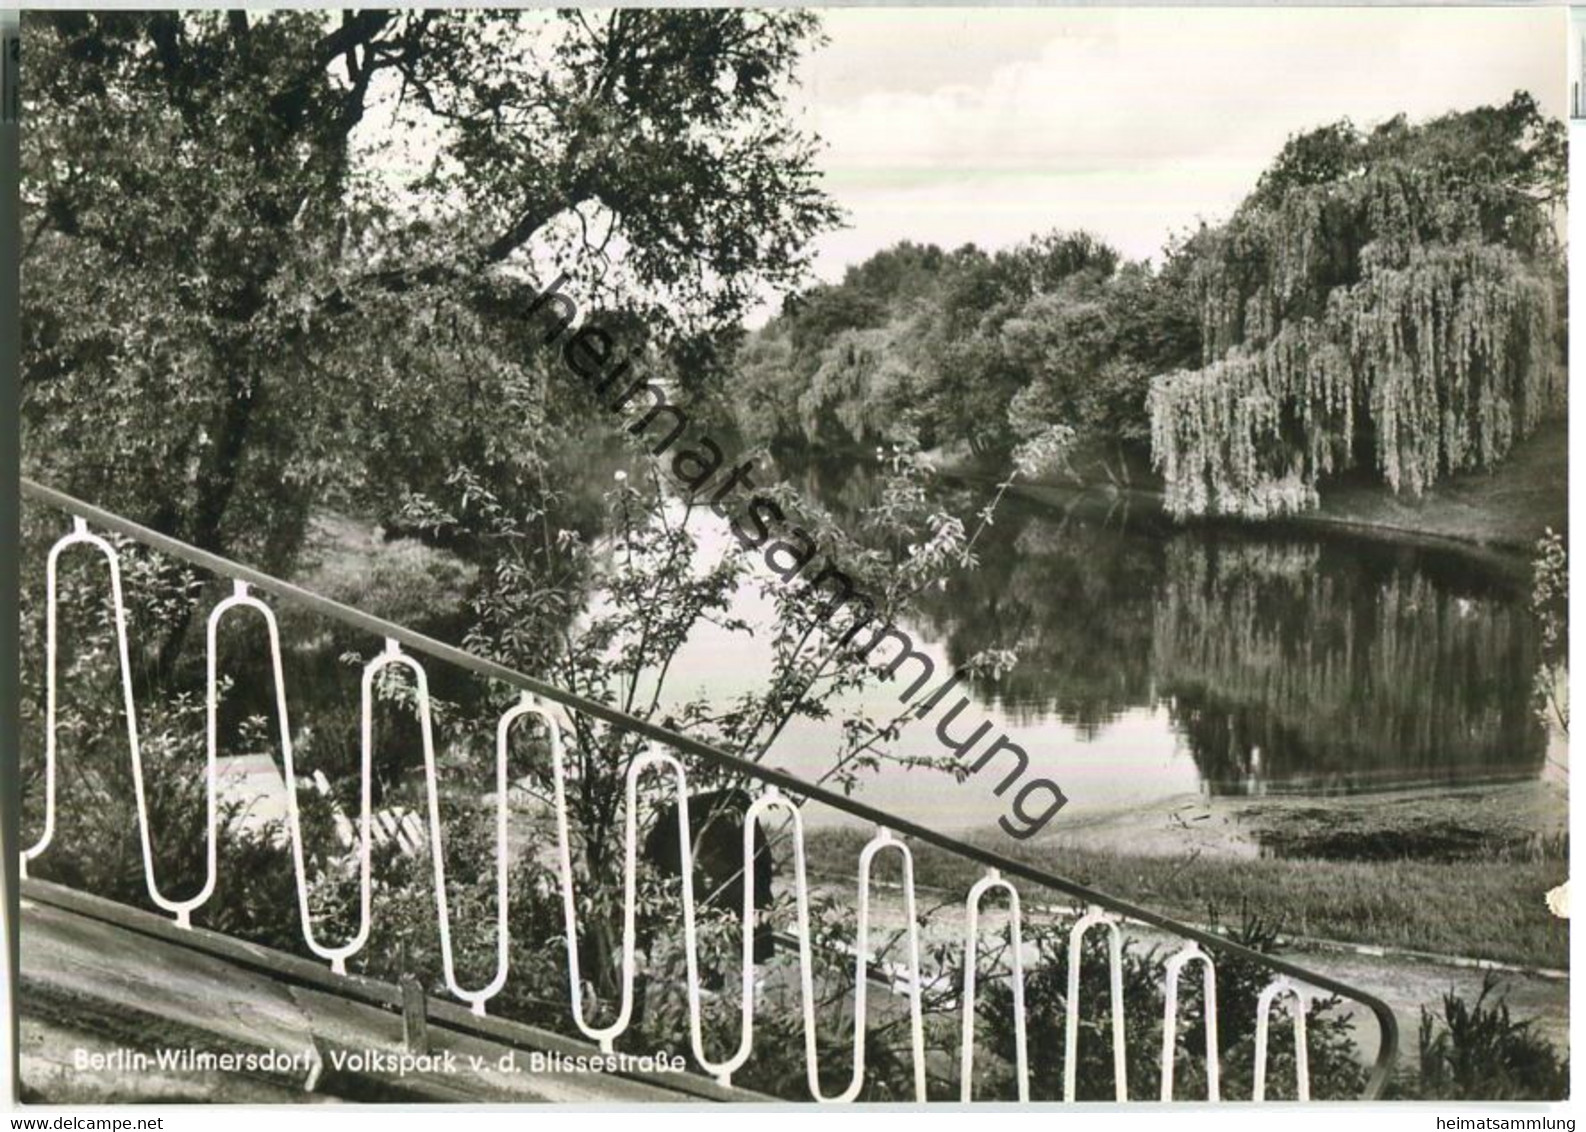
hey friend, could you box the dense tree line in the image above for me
[738,94,1565,517]
[734,231,1201,478]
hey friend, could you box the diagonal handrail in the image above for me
[18,476,1400,1099]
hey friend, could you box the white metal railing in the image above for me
[18,483,1402,1102]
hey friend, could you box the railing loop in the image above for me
[1253,976,1311,1102]
[358,644,506,1009]
[961,869,1028,1102]
[1160,942,1219,1101]
[508,696,635,1050]
[1064,904,1128,1102]
[711,790,807,1089]
[818,826,926,1102]
[211,587,347,969]
[24,519,207,927]
[629,748,707,1071]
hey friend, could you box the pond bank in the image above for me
[803,857,1569,1078]
[935,417,1566,565]
[809,777,1569,971]
[1025,780,1568,971]
[1031,778,1568,864]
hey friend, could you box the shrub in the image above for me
[1402,973,1568,1100]
[975,905,1365,1101]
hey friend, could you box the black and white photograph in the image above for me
[3,3,1575,1114]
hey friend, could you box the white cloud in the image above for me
[788,7,1563,283]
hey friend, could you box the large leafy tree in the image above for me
[22,9,838,573]
[1148,93,1565,519]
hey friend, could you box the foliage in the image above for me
[735,232,1196,460]
[297,521,478,636]
[972,906,1364,1101]
[1148,94,1565,518]
[1402,973,1568,1100]
[807,821,1568,972]
[628,866,1372,1101]
[737,94,1567,521]
[377,438,1022,1020]
[22,9,839,572]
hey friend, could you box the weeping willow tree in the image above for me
[1149,94,1565,518]
[796,322,914,445]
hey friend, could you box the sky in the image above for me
[765,6,1564,316]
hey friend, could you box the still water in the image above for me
[634,450,1558,835]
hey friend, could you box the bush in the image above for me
[975,905,1365,1101]
[1399,973,1568,1100]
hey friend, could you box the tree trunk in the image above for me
[154,370,258,678]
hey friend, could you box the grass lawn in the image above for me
[806,826,1569,971]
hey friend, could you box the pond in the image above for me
[630,447,1562,837]
[111,438,1556,848]
[17,436,1562,865]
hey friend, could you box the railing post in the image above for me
[399,937,430,1055]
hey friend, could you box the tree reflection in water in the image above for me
[1155,537,1545,794]
[903,480,1549,796]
